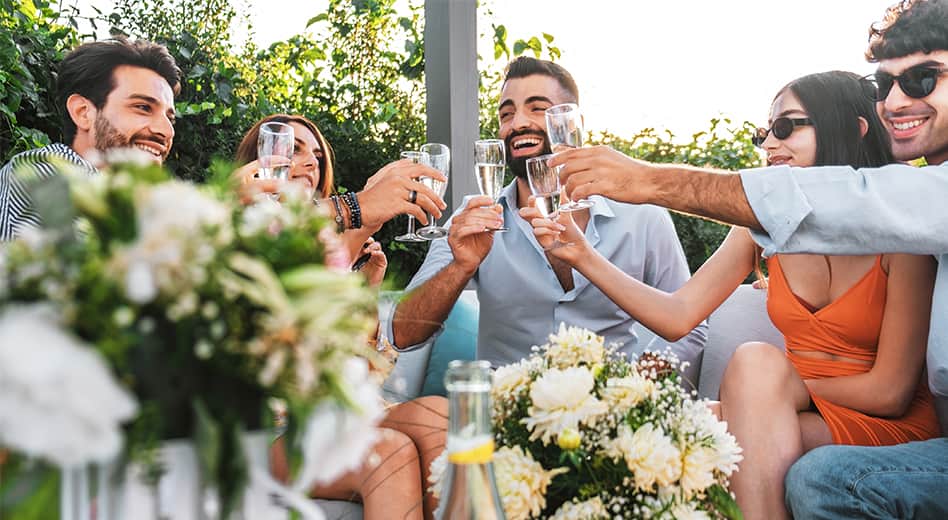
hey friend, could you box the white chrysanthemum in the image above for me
[427,449,448,499]
[601,373,655,411]
[294,357,383,491]
[549,497,609,520]
[495,445,568,520]
[680,445,718,498]
[609,423,681,491]
[682,400,743,476]
[522,366,608,445]
[669,501,712,520]
[239,197,295,237]
[492,358,537,399]
[0,305,137,467]
[543,323,605,368]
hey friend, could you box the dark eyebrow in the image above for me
[525,95,554,105]
[879,59,946,74]
[499,99,515,111]
[774,108,808,119]
[127,94,161,105]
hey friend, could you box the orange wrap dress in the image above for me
[766,255,940,446]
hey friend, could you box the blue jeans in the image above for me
[785,438,948,519]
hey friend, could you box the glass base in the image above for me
[417,226,448,239]
[559,198,594,212]
[395,232,427,242]
[486,227,508,233]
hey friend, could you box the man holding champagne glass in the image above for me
[392,57,706,378]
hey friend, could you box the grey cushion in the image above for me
[313,499,362,519]
[698,285,785,400]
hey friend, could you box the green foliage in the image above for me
[591,119,763,273]
[0,0,79,157]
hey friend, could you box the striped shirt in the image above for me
[0,143,96,241]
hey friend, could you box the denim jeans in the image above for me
[785,438,948,519]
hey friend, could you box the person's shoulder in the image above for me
[2,143,89,178]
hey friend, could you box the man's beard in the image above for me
[93,114,167,163]
[504,129,552,180]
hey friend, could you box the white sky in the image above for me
[79,0,897,138]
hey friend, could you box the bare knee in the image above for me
[412,396,448,420]
[371,428,421,475]
[720,342,791,400]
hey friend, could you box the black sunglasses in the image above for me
[752,117,813,147]
[867,64,948,101]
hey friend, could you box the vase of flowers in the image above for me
[0,151,383,519]
[429,324,744,519]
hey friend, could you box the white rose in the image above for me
[609,423,682,491]
[522,366,608,445]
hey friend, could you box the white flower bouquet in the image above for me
[0,155,381,515]
[432,324,744,519]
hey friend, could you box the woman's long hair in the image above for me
[235,114,335,198]
[754,71,896,285]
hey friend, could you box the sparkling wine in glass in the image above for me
[395,151,431,243]
[417,143,450,240]
[257,122,294,182]
[474,139,507,232]
[526,154,572,251]
[545,103,593,211]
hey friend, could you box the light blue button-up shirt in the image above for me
[399,180,707,374]
[740,162,948,397]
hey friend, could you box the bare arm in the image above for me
[392,196,504,348]
[805,253,936,417]
[551,146,762,229]
[528,207,757,341]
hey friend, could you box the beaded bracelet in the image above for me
[341,191,362,229]
[329,194,346,233]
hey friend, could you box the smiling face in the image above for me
[88,65,176,163]
[498,74,574,179]
[762,90,817,167]
[876,50,948,164]
[286,121,324,198]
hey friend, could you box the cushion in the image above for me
[420,296,479,396]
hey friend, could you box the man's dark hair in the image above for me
[502,56,580,103]
[780,71,895,169]
[866,0,948,62]
[57,37,181,144]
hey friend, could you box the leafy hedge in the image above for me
[0,0,761,285]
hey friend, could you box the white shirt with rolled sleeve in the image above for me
[395,180,708,381]
[740,161,948,397]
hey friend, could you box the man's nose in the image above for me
[882,81,915,113]
[151,113,174,142]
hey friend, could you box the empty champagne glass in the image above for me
[417,143,450,240]
[526,154,572,250]
[474,139,507,232]
[395,150,431,243]
[257,122,294,183]
[545,103,593,211]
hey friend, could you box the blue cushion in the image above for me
[420,298,478,396]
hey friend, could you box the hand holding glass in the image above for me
[526,154,572,250]
[545,103,593,211]
[394,151,431,243]
[474,139,508,232]
[417,143,450,240]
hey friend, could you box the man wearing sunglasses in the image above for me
[553,0,948,516]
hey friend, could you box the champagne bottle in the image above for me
[436,361,506,520]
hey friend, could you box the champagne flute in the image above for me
[257,122,294,183]
[416,143,450,240]
[526,154,572,250]
[473,139,507,232]
[545,103,593,211]
[395,150,431,243]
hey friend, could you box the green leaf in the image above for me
[306,13,328,27]
[512,39,527,56]
[708,484,744,520]
[193,399,222,480]
[542,32,554,44]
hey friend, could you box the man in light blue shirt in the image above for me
[553,0,948,516]
[392,57,706,379]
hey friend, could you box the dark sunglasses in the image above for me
[867,64,948,101]
[752,117,813,147]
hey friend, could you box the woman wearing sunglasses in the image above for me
[524,70,940,519]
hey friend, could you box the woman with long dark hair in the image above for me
[527,71,940,519]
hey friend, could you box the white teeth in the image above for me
[892,119,924,130]
[513,137,541,149]
[134,143,162,157]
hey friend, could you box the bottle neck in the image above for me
[446,384,493,465]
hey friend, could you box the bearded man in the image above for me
[0,37,180,240]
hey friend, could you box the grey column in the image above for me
[424,0,479,213]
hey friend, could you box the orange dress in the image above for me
[766,255,939,446]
